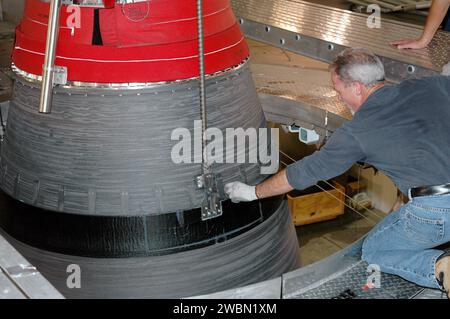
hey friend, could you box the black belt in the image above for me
[410,183,450,198]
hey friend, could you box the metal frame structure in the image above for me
[231,0,449,82]
[348,0,431,14]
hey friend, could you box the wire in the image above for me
[279,160,379,225]
[315,183,379,225]
[280,149,383,219]
[320,179,383,219]
[279,150,384,221]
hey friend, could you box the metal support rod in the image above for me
[196,0,222,221]
[39,0,62,114]
[197,0,210,175]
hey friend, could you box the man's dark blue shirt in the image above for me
[286,75,450,195]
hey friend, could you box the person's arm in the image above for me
[224,126,365,202]
[223,169,292,203]
[255,169,292,199]
[390,0,450,49]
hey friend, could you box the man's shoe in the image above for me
[435,251,450,299]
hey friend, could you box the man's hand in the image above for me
[224,182,258,203]
[390,38,429,50]
[390,0,450,50]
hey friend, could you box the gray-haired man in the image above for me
[225,48,450,297]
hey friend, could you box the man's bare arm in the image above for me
[391,0,450,49]
[255,169,294,199]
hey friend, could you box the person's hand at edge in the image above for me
[390,38,430,50]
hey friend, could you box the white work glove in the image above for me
[224,182,258,203]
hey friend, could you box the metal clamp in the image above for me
[53,66,68,85]
[196,173,225,221]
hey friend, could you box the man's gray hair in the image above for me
[330,48,385,87]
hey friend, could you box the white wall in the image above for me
[350,165,398,214]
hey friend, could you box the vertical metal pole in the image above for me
[39,0,62,114]
[197,0,210,175]
[196,0,223,220]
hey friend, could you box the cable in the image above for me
[280,160,379,225]
[314,183,380,225]
[280,149,383,219]
[279,150,384,221]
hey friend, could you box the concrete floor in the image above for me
[296,207,381,266]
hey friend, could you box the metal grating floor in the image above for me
[294,260,423,299]
[283,240,448,299]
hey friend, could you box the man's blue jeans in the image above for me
[362,193,450,289]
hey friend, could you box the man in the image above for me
[224,48,450,297]
[391,0,450,49]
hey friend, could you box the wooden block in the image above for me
[288,181,345,226]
